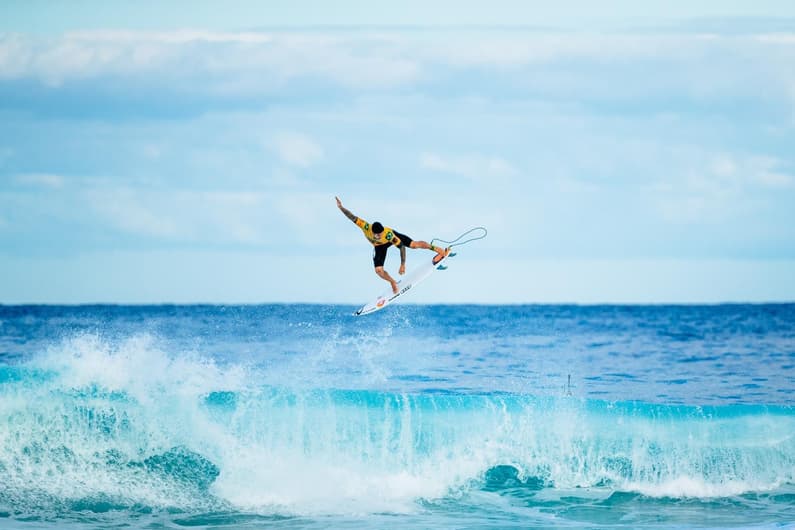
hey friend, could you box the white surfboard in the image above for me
[354,251,453,316]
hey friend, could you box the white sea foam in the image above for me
[1,332,793,516]
[626,476,762,498]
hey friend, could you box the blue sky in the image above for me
[1,1,794,304]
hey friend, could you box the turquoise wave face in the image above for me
[1,304,794,528]
[1,345,793,520]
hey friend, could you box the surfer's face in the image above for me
[373,231,383,240]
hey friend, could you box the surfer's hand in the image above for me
[335,196,342,208]
[399,263,406,275]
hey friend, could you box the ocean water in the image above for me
[0,303,794,529]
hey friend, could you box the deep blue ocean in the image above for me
[0,304,793,529]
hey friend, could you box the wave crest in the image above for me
[1,333,793,516]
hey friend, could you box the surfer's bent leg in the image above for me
[375,267,399,294]
[395,230,445,259]
[373,244,399,294]
[407,238,447,261]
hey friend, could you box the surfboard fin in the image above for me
[436,265,448,270]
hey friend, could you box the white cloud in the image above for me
[756,33,795,44]
[0,147,14,167]
[68,30,274,44]
[745,156,794,188]
[420,152,518,183]
[188,191,268,243]
[423,32,794,69]
[86,188,272,244]
[553,177,600,194]
[274,192,340,246]
[272,132,324,168]
[0,31,421,88]
[651,153,794,223]
[0,30,273,84]
[708,154,794,190]
[755,170,794,188]
[655,195,713,224]
[1,26,793,273]
[14,173,65,189]
[141,144,162,160]
[87,188,182,239]
[3,29,789,92]
[0,34,29,79]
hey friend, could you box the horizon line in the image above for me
[2,301,793,308]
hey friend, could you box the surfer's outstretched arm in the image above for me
[335,196,358,223]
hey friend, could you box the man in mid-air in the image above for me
[336,196,448,294]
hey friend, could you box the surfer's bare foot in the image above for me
[390,280,399,294]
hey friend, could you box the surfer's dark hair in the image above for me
[372,222,384,233]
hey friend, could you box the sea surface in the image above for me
[0,304,794,529]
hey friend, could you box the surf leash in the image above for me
[431,226,487,249]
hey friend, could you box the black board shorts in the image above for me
[372,231,413,267]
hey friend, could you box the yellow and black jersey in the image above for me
[355,218,402,247]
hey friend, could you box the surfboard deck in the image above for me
[354,250,453,316]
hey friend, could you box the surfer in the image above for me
[336,196,448,294]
